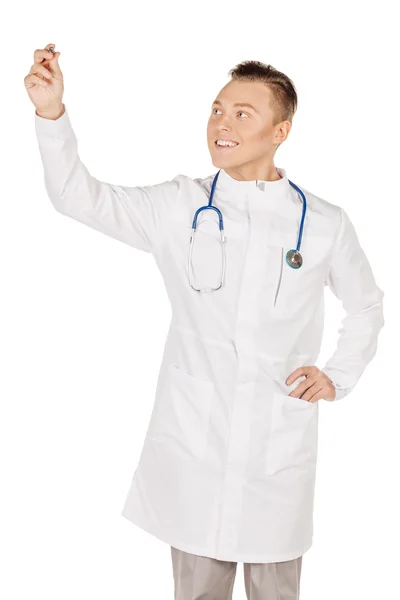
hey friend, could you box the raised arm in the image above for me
[34,104,178,253]
[26,43,179,254]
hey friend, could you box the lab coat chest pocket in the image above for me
[272,237,330,311]
[265,391,318,476]
[150,364,215,460]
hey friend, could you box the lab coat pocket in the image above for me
[150,364,215,460]
[272,243,328,314]
[265,391,318,476]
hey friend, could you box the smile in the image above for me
[215,140,240,150]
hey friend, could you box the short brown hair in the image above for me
[228,60,298,127]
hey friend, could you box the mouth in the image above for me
[214,140,240,151]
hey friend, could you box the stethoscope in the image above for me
[188,169,307,293]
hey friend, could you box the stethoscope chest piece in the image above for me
[286,249,303,269]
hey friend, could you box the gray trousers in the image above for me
[171,546,303,599]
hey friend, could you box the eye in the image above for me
[212,108,249,118]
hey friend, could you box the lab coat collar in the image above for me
[217,167,290,191]
[216,167,295,209]
[217,167,289,193]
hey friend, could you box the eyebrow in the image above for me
[212,100,259,113]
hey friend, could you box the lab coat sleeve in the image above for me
[320,207,384,401]
[34,104,179,253]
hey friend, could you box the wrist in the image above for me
[36,104,65,120]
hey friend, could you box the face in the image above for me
[206,80,291,180]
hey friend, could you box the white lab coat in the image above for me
[35,105,384,563]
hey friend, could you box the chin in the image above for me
[211,157,238,170]
[209,152,233,167]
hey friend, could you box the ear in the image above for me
[277,120,292,143]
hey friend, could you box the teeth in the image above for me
[216,140,238,147]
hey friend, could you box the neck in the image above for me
[224,164,282,182]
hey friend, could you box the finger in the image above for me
[286,366,312,385]
[30,64,53,80]
[34,47,56,64]
[288,385,309,398]
[46,51,62,77]
[33,45,61,77]
[307,386,325,403]
[24,73,49,88]
[301,383,324,402]
[288,377,317,398]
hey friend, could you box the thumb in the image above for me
[49,52,62,75]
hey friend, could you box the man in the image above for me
[26,46,384,599]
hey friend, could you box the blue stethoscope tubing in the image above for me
[191,169,307,270]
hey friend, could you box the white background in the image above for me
[1,0,398,598]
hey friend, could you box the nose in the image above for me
[217,124,234,137]
[218,112,234,129]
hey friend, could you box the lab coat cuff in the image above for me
[320,368,351,401]
[34,103,71,137]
